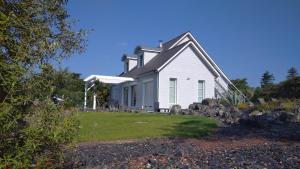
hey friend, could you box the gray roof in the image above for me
[134,46,162,54]
[120,40,190,78]
[121,54,137,61]
[162,31,189,50]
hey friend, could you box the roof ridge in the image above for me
[162,32,189,50]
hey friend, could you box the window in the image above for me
[198,80,205,102]
[169,78,177,104]
[131,85,137,107]
[139,54,144,67]
[123,87,128,106]
[124,61,129,72]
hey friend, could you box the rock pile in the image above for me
[169,99,242,125]
[170,99,300,126]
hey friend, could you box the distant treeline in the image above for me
[232,67,300,102]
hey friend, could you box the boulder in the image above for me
[170,104,181,115]
[249,110,263,117]
[258,98,266,105]
[279,111,300,123]
[217,109,224,116]
[248,101,255,107]
[188,102,202,110]
[180,109,191,115]
[202,98,218,107]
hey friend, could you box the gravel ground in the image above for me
[64,123,300,169]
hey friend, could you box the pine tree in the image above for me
[260,71,275,88]
[287,67,298,79]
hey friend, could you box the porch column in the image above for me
[84,82,87,111]
[93,84,97,110]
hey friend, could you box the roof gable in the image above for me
[121,41,189,78]
[121,32,233,85]
[157,41,220,77]
[162,32,189,50]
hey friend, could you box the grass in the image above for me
[77,112,217,141]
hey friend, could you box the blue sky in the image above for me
[61,0,300,87]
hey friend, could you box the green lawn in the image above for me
[77,112,217,141]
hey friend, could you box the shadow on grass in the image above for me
[165,119,218,138]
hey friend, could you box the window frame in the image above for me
[123,87,129,106]
[130,85,137,107]
[169,78,177,105]
[139,54,144,67]
[198,80,205,102]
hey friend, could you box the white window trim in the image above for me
[169,78,177,105]
[198,80,205,102]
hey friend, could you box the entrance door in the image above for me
[143,81,154,111]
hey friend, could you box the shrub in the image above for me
[237,103,249,110]
[256,101,278,111]
[281,100,297,112]
[0,100,79,168]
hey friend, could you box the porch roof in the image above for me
[84,75,134,84]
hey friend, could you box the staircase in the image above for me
[215,79,247,105]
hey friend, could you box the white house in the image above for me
[84,32,245,111]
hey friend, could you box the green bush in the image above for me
[281,100,297,112]
[256,101,278,111]
[237,103,249,110]
[0,100,79,168]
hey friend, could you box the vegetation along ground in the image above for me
[77,112,218,141]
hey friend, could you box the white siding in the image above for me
[128,59,137,71]
[143,51,158,65]
[124,59,137,72]
[158,46,216,109]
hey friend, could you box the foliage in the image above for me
[78,112,217,141]
[281,100,297,112]
[260,71,275,88]
[0,0,85,167]
[52,67,85,108]
[275,77,300,99]
[231,78,254,98]
[287,67,298,80]
[94,81,110,107]
[237,102,249,110]
[256,101,278,111]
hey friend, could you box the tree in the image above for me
[0,0,86,167]
[260,71,275,88]
[287,67,298,79]
[275,77,300,98]
[52,67,85,108]
[94,81,111,107]
[231,78,253,98]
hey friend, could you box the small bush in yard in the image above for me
[0,100,79,168]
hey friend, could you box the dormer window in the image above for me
[139,54,144,67]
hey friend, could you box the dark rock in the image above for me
[202,98,218,107]
[180,109,191,115]
[188,102,202,110]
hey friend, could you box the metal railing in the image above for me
[215,79,247,105]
